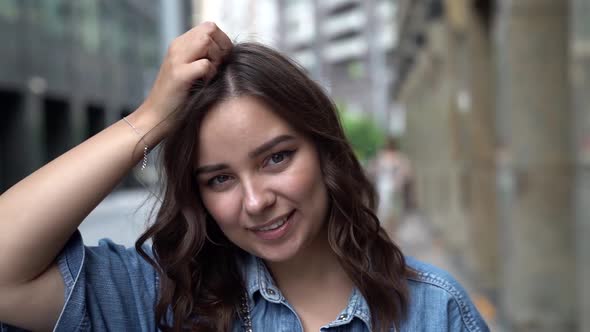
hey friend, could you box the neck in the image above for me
[265,226,352,293]
[264,226,355,327]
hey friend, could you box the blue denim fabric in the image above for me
[1,231,489,331]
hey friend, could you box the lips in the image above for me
[250,210,295,232]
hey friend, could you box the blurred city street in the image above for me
[1,0,586,330]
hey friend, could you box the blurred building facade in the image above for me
[196,0,398,127]
[0,1,181,192]
[197,0,280,47]
[572,1,590,331]
[195,1,585,330]
[277,0,397,126]
[392,0,585,331]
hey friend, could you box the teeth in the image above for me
[257,216,287,232]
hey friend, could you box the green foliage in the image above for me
[337,104,386,162]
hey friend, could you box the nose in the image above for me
[242,177,276,216]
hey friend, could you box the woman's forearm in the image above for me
[0,105,164,286]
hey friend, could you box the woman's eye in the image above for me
[207,174,231,187]
[266,150,294,167]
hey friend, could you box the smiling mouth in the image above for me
[251,210,295,232]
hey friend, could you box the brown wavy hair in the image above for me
[136,42,412,331]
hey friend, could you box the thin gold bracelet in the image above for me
[123,117,149,170]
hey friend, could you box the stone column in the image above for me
[70,96,87,145]
[463,0,499,299]
[311,0,327,85]
[571,0,590,331]
[23,89,44,172]
[400,17,471,258]
[494,0,575,330]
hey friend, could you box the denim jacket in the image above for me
[1,231,489,331]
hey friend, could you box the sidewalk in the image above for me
[79,189,156,247]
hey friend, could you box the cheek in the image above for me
[283,156,327,211]
[201,191,241,230]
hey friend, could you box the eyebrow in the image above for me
[248,134,296,158]
[195,134,296,175]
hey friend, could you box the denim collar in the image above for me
[240,254,372,329]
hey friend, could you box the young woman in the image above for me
[0,22,489,332]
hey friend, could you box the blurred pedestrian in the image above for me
[374,136,415,232]
[0,22,487,331]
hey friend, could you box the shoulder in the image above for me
[401,257,490,332]
[405,257,469,300]
[85,236,157,276]
[54,231,159,331]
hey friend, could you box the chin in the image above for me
[251,242,302,263]
[257,252,295,263]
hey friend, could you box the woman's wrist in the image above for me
[127,102,172,148]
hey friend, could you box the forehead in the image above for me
[196,96,297,163]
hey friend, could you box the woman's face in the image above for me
[195,95,329,263]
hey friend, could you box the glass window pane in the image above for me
[0,0,20,22]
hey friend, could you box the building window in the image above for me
[77,0,101,52]
[31,0,69,38]
[0,0,20,22]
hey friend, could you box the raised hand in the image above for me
[141,21,233,128]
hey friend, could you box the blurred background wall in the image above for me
[199,1,585,330]
[199,2,586,327]
[0,0,192,191]
[0,0,586,331]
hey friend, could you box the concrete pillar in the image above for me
[462,0,499,299]
[494,0,575,330]
[366,0,389,124]
[161,0,183,58]
[444,28,471,263]
[70,96,86,145]
[399,18,470,259]
[571,0,590,330]
[409,1,474,265]
[311,0,325,83]
[23,90,44,170]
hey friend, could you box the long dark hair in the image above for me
[136,42,412,331]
